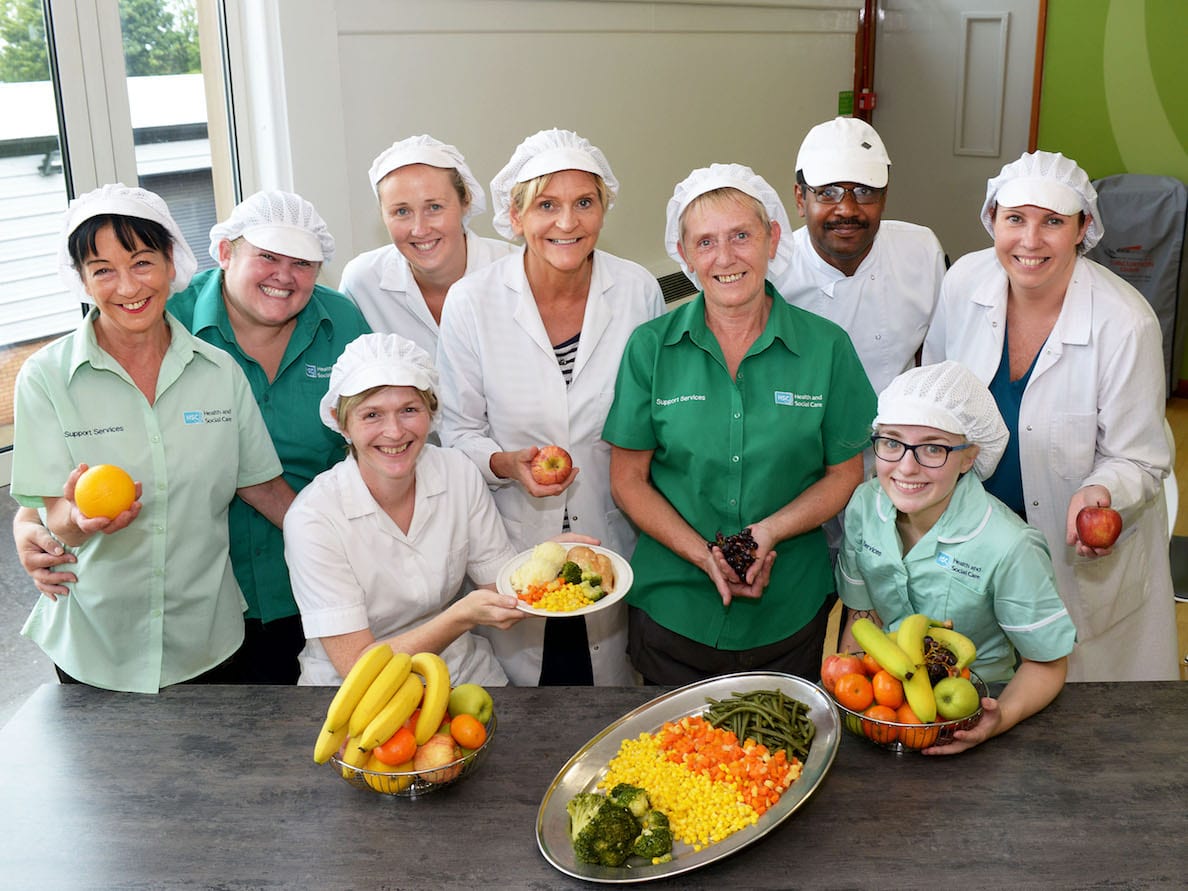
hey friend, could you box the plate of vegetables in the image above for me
[535,672,840,883]
[497,542,632,617]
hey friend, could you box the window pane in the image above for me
[0,0,74,457]
[119,0,217,271]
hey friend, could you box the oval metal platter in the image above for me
[535,671,840,883]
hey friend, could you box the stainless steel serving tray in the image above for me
[535,672,841,883]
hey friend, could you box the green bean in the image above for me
[702,689,816,759]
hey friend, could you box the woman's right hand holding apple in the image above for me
[490,446,579,498]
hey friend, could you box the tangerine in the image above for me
[449,713,487,750]
[860,652,881,676]
[862,704,898,744]
[871,670,905,709]
[74,464,136,520]
[895,702,941,749]
[834,672,874,712]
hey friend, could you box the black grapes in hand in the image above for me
[708,527,758,579]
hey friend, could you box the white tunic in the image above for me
[923,249,1178,681]
[436,248,666,685]
[284,446,516,687]
[772,221,946,397]
[338,229,515,354]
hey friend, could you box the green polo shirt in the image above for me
[837,473,1077,683]
[12,311,282,692]
[603,284,876,650]
[168,269,371,622]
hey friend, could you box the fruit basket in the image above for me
[829,671,988,753]
[331,714,496,798]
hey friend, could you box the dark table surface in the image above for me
[0,681,1184,890]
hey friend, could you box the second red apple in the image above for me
[530,445,573,485]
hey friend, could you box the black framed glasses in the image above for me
[803,184,886,205]
[870,435,972,468]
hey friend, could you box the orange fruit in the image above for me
[871,670,905,709]
[74,464,136,519]
[834,672,874,712]
[862,704,898,744]
[449,713,487,750]
[895,702,940,749]
[860,652,881,676]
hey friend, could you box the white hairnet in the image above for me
[368,135,486,223]
[874,361,1008,479]
[320,332,440,436]
[489,128,618,239]
[664,163,796,289]
[981,151,1102,251]
[209,190,335,263]
[58,183,197,304]
[796,116,891,188]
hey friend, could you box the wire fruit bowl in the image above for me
[829,671,988,753]
[330,714,496,798]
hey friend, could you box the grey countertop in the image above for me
[0,681,1184,889]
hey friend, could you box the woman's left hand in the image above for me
[707,530,776,606]
[1065,484,1115,558]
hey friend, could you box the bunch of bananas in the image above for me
[312,647,452,769]
[850,614,976,722]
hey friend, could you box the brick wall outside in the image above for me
[1,338,55,429]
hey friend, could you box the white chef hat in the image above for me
[796,116,891,188]
[319,332,440,436]
[368,134,486,224]
[209,190,335,263]
[664,163,796,289]
[489,128,619,239]
[58,183,197,304]
[873,360,1008,479]
[980,151,1102,251]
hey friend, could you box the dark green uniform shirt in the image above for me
[603,284,875,650]
[168,269,371,622]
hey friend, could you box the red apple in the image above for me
[820,653,865,694]
[1076,506,1122,549]
[413,733,463,783]
[530,445,573,485]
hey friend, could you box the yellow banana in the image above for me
[411,651,451,745]
[903,670,937,722]
[348,652,413,738]
[357,673,424,752]
[927,625,977,670]
[896,613,931,667]
[313,719,349,765]
[850,618,917,681]
[340,734,371,778]
[323,644,393,731]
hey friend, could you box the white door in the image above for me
[872,0,1039,263]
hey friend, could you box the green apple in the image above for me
[448,683,494,724]
[933,675,981,720]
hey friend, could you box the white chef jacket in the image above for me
[772,221,945,396]
[436,247,667,685]
[923,249,1178,681]
[338,229,515,355]
[284,446,516,687]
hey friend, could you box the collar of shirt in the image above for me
[66,308,200,386]
[661,281,800,360]
[794,225,885,298]
[336,446,449,525]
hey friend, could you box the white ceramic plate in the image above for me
[496,544,633,617]
[535,672,841,883]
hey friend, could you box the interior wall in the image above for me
[268,0,863,283]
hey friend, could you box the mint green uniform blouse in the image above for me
[11,311,283,692]
[167,270,371,622]
[603,286,876,650]
[837,474,1077,683]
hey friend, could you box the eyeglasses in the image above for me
[870,435,972,468]
[803,184,886,205]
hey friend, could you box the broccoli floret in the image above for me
[640,809,669,831]
[559,561,583,585]
[608,783,650,820]
[567,795,640,867]
[580,570,602,587]
[631,824,674,860]
[581,580,606,602]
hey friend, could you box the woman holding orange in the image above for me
[10,185,292,693]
